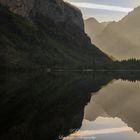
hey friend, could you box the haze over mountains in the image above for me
[84,18,105,38]
[84,6,140,60]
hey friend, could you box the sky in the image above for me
[65,0,140,22]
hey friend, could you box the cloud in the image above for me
[69,2,133,13]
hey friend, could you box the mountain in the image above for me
[85,7,140,60]
[84,18,112,43]
[0,0,111,71]
[101,21,112,27]
[84,18,104,39]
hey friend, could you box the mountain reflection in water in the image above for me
[65,78,140,140]
[0,72,140,140]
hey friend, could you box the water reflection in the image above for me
[65,117,140,140]
[0,72,111,140]
[85,80,140,132]
[0,72,140,140]
[66,79,140,140]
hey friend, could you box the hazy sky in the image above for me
[65,0,140,22]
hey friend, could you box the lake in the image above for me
[64,79,140,140]
[0,72,140,140]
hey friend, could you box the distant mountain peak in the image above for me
[85,6,140,60]
[84,17,104,38]
[85,17,100,23]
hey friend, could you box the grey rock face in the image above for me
[0,0,84,29]
[0,0,34,17]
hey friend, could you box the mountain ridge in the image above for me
[85,6,140,60]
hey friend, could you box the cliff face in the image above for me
[0,0,84,29]
[0,0,111,70]
[0,0,34,17]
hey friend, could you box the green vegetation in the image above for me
[108,59,140,70]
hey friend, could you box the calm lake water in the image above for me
[64,79,140,140]
[0,72,140,140]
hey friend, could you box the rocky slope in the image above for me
[0,0,111,70]
[0,0,84,29]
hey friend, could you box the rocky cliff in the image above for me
[0,0,111,70]
[0,0,84,29]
